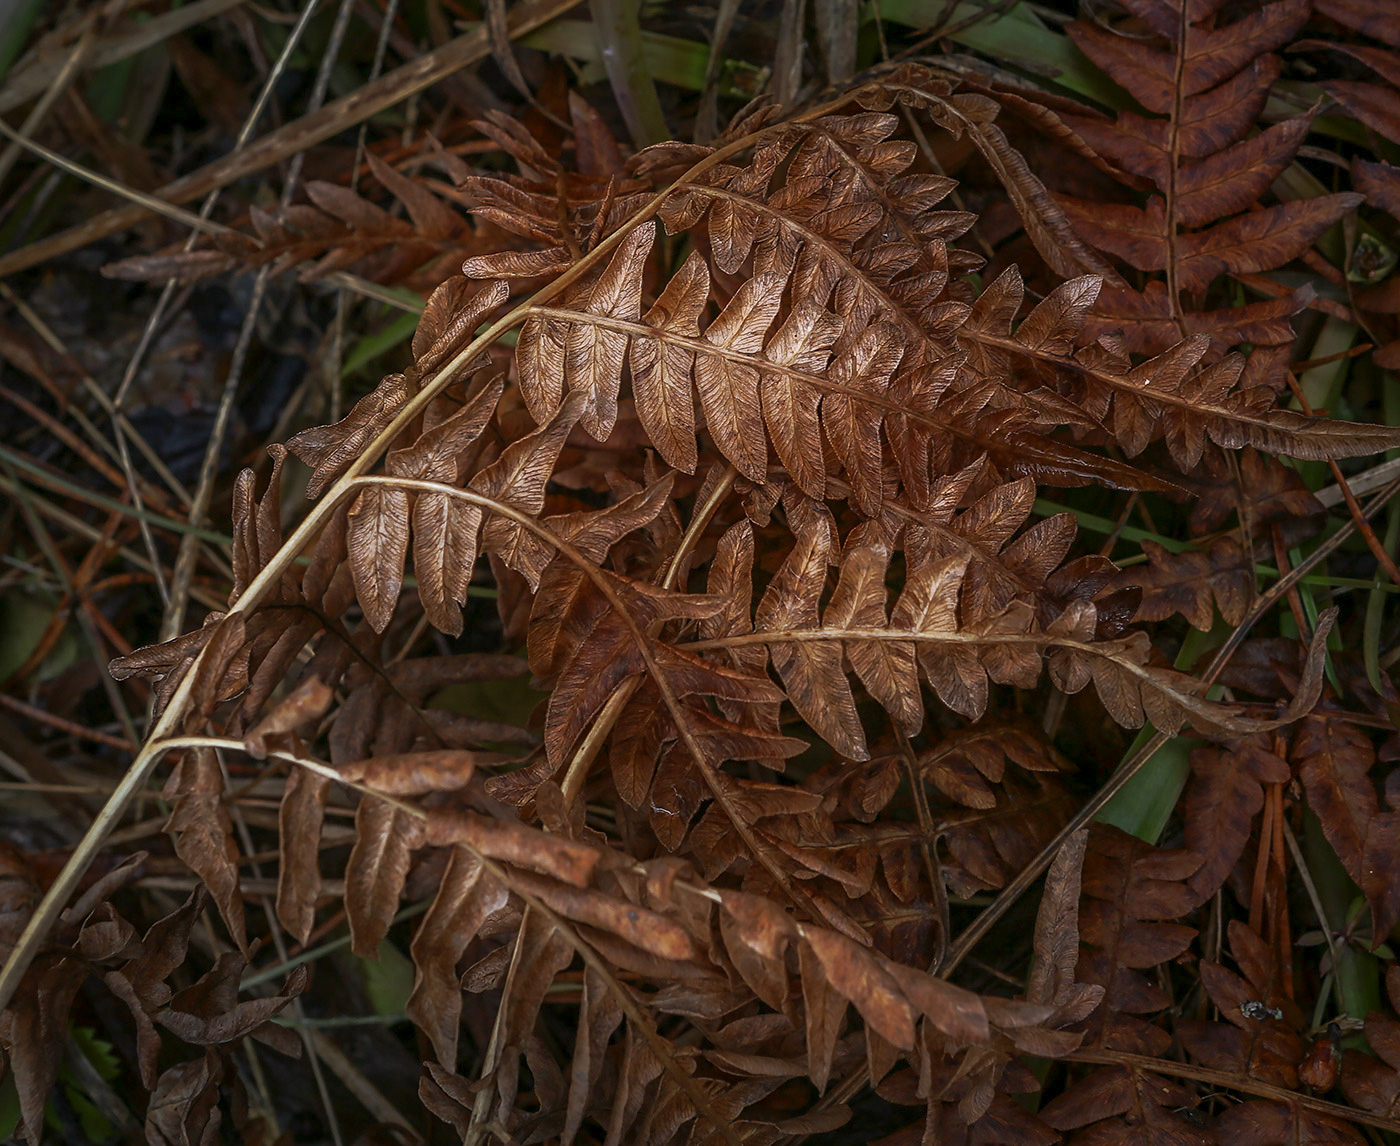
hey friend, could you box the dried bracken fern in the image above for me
[102,149,487,293]
[1046,0,1350,386]
[6,44,1400,1146]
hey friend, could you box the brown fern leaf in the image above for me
[387,370,504,635]
[1036,827,1211,1144]
[103,151,483,292]
[1041,1063,1212,1146]
[337,378,667,634]
[1178,920,1307,1087]
[1183,734,1291,903]
[964,266,1396,467]
[476,96,1174,497]
[89,62,1400,1146]
[406,804,1040,1141]
[875,832,1096,1142]
[1215,1100,1365,1145]
[1184,445,1325,544]
[287,371,412,499]
[459,107,655,282]
[798,730,1070,927]
[652,106,1165,494]
[1025,828,1103,1024]
[1,871,306,1142]
[1077,825,1201,1055]
[693,520,1325,754]
[1299,2,1400,148]
[1115,536,1253,631]
[160,747,246,954]
[529,564,760,769]
[108,612,224,719]
[652,70,1393,473]
[1298,5,1400,364]
[1049,0,1356,390]
[919,725,1072,812]
[1291,712,1400,939]
[938,767,1076,898]
[484,102,1398,516]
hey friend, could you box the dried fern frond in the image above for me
[9,57,1400,1146]
[1043,0,1349,390]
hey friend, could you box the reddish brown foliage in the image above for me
[6,15,1400,1145]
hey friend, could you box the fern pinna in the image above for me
[5,45,1400,1146]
